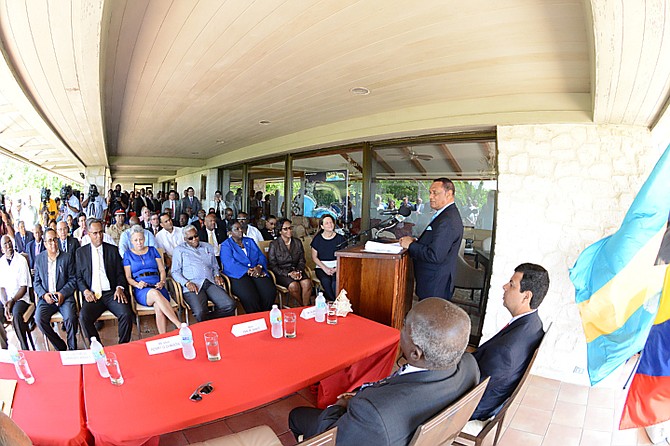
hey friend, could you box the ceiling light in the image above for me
[259,120,271,125]
[350,87,370,96]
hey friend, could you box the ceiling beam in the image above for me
[110,169,177,177]
[0,128,38,139]
[371,151,395,174]
[401,146,427,176]
[340,153,362,173]
[439,144,462,175]
[109,156,206,168]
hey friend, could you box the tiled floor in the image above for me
[7,318,668,446]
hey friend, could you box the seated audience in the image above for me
[470,263,548,422]
[106,209,129,246]
[237,212,263,245]
[72,214,87,241]
[311,215,346,301]
[123,225,181,334]
[199,213,226,260]
[149,213,162,236]
[192,209,206,231]
[220,221,276,313]
[13,220,34,253]
[178,212,189,228]
[209,190,225,221]
[155,212,184,258]
[76,218,133,344]
[223,207,235,233]
[268,218,312,306]
[81,217,116,246]
[26,224,45,271]
[118,216,156,258]
[57,221,80,254]
[139,206,152,230]
[0,235,32,350]
[261,215,279,240]
[289,298,479,445]
[161,190,182,219]
[34,228,78,350]
[171,225,236,322]
[181,186,202,215]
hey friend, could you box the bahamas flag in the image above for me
[569,144,670,386]
[620,264,670,429]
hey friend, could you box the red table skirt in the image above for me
[1,351,92,446]
[84,310,399,446]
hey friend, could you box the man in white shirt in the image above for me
[82,184,108,220]
[237,212,263,246]
[156,212,184,266]
[0,235,33,350]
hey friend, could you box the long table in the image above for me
[83,310,399,446]
[0,351,92,446]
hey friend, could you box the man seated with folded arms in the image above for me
[34,228,78,351]
[289,298,479,445]
[465,263,548,431]
[171,225,236,322]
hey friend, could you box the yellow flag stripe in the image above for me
[578,230,665,343]
[654,265,670,325]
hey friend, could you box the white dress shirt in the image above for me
[0,253,32,304]
[155,226,184,256]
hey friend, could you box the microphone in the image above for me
[378,207,412,218]
[338,207,413,248]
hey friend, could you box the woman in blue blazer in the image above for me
[220,222,276,313]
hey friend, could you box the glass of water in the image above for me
[327,302,338,325]
[105,352,124,386]
[204,331,221,361]
[17,357,35,384]
[284,312,297,338]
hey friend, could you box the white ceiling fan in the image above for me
[389,147,434,161]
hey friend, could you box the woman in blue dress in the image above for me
[123,225,181,333]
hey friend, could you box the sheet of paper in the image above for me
[60,350,96,365]
[0,350,11,364]
[146,335,182,355]
[231,318,267,337]
[300,306,316,319]
[363,241,403,254]
[0,379,17,415]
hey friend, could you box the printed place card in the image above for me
[300,306,317,319]
[231,318,267,337]
[0,350,11,364]
[146,335,182,355]
[60,350,95,365]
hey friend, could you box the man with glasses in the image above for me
[0,234,32,349]
[237,212,263,246]
[26,224,45,271]
[57,221,80,254]
[76,219,133,344]
[34,228,78,350]
[171,225,236,322]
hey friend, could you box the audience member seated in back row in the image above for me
[57,221,80,254]
[268,218,313,306]
[123,225,181,334]
[289,298,479,445]
[237,211,263,245]
[199,213,226,262]
[467,263,548,426]
[26,223,45,271]
[171,225,236,322]
[76,219,134,344]
[220,221,276,314]
[260,215,279,240]
[13,220,34,254]
[106,209,130,246]
[155,212,184,264]
[118,216,156,257]
[34,228,79,351]
[310,214,347,301]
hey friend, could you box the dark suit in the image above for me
[408,203,463,300]
[181,196,202,214]
[75,242,133,344]
[14,231,34,253]
[289,353,479,446]
[58,236,80,255]
[26,239,45,270]
[34,251,78,350]
[133,195,154,213]
[198,226,226,248]
[471,311,544,420]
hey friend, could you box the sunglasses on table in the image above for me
[189,382,214,402]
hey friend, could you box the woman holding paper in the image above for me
[220,221,276,313]
[123,225,180,334]
[311,215,346,301]
[268,218,313,306]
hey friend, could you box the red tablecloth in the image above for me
[0,351,92,446]
[84,311,399,446]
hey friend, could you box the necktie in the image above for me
[216,203,220,215]
[62,240,67,252]
[171,201,175,216]
[91,247,103,298]
[360,364,408,390]
[208,230,216,247]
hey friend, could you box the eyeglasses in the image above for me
[189,382,214,402]
[237,218,248,221]
[45,239,58,244]
[281,226,293,231]
[186,235,199,240]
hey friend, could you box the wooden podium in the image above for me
[335,245,414,330]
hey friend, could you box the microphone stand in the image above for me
[337,215,400,249]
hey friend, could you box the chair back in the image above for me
[258,240,272,260]
[302,426,337,446]
[409,378,489,446]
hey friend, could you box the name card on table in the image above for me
[60,350,95,365]
[146,335,182,355]
[0,350,11,364]
[231,318,267,337]
[300,306,316,319]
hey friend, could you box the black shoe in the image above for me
[94,320,104,331]
[28,319,37,332]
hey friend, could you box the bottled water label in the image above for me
[181,336,193,344]
[92,348,105,361]
[271,314,282,324]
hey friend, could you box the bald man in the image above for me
[0,412,32,445]
[289,298,479,445]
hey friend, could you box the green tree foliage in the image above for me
[0,155,70,198]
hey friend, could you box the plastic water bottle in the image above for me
[180,323,196,360]
[8,345,24,379]
[90,337,110,378]
[270,305,283,338]
[315,292,327,323]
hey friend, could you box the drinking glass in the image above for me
[17,357,35,384]
[204,331,221,361]
[327,302,338,325]
[105,352,124,386]
[284,312,297,338]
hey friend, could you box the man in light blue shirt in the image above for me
[118,216,156,258]
[171,225,236,322]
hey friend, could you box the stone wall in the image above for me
[489,124,662,385]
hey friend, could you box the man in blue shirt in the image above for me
[171,225,236,321]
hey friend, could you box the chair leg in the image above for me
[136,315,142,340]
[492,419,504,446]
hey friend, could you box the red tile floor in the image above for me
[8,317,667,446]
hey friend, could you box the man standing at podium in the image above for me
[399,178,463,300]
